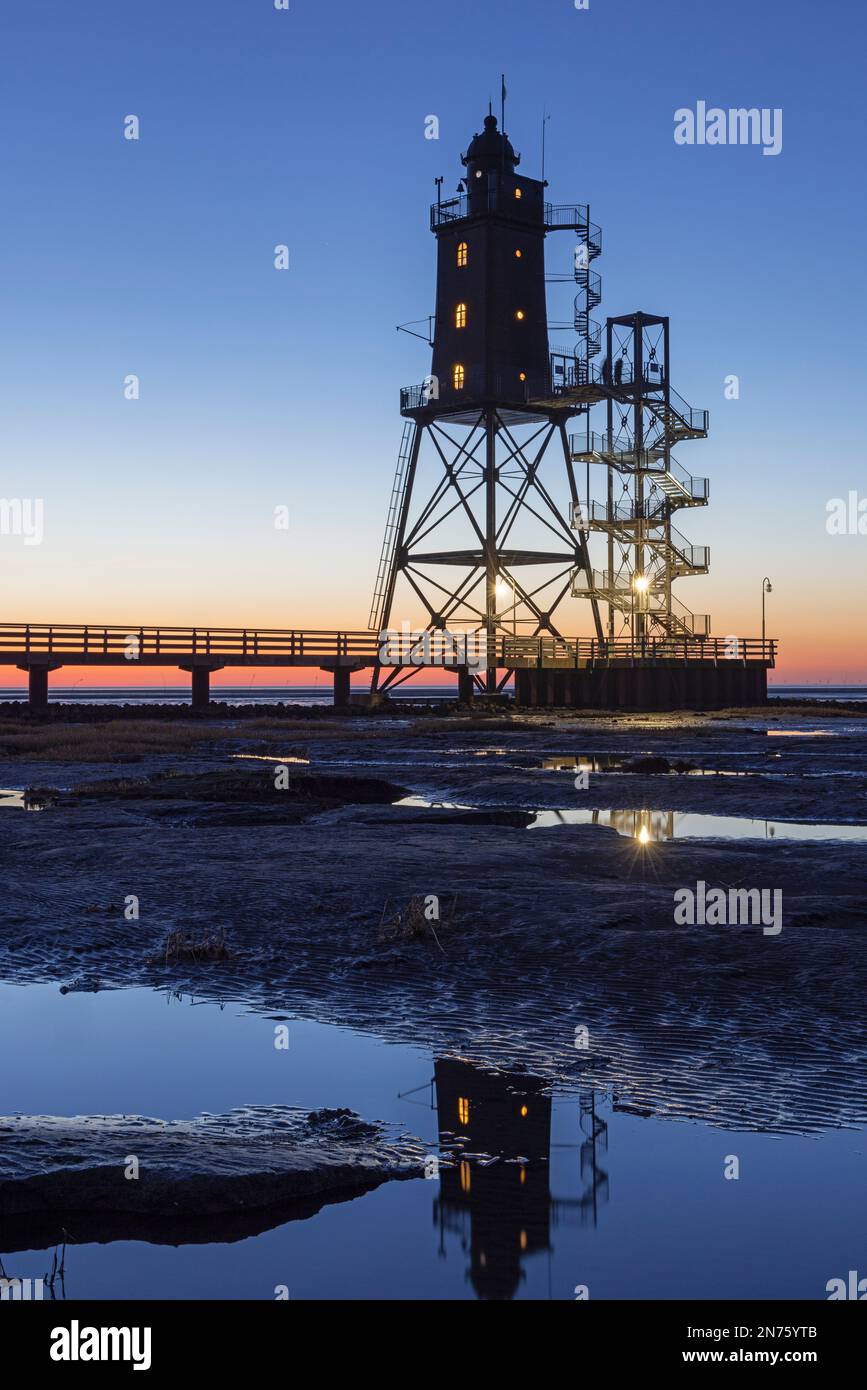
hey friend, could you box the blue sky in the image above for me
[1,0,865,677]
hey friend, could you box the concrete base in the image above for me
[178,664,225,712]
[16,663,63,714]
[514,662,769,711]
[319,664,362,709]
[457,668,476,704]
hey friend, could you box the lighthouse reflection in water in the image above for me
[432,1059,609,1300]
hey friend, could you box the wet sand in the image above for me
[1,703,866,1144]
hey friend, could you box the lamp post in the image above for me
[762,577,773,650]
[633,574,649,649]
[496,576,517,636]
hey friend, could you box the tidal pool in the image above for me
[1,983,864,1301]
[528,808,867,842]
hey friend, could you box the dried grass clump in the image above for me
[377,895,456,951]
[151,927,233,965]
[0,720,221,762]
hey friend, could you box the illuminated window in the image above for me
[514,187,523,200]
[515,310,525,321]
[458,1096,470,1125]
[455,302,467,329]
[515,249,523,259]
[453,364,465,391]
[520,1230,528,1251]
[519,372,527,382]
[519,1166,527,1185]
[460,1160,472,1193]
[457,241,468,268]
[520,1104,529,1118]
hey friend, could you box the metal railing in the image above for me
[656,455,709,501]
[570,429,667,468]
[651,387,709,437]
[575,498,669,527]
[665,524,709,571]
[501,634,775,664]
[543,203,590,231]
[0,623,776,669]
[430,194,469,228]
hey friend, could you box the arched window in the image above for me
[453,364,465,391]
[457,241,468,268]
[514,187,523,200]
[455,302,467,329]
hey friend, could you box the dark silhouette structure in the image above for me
[369,108,776,708]
[432,1058,609,1300]
[1,110,776,714]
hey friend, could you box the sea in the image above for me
[0,685,864,706]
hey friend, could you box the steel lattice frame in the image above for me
[372,404,601,695]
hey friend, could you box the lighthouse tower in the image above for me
[369,108,718,702]
[369,110,606,696]
[429,113,550,404]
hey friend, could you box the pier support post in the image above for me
[319,662,361,709]
[178,663,224,712]
[17,662,63,715]
[332,667,351,709]
[191,667,210,712]
[457,667,475,704]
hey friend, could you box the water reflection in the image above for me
[432,1059,608,1300]
[0,788,49,811]
[529,807,867,842]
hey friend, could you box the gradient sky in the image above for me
[1,0,865,686]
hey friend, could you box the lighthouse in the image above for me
[370,108,606,697]
[430,112,550,404]
[367,107,774,709]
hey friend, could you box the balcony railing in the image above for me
[543,202,590,231]
[574,498,668,527]
[430,194,469,228]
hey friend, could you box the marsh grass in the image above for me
[377,895,456,951]
[152,927,233,965]
[0,720,222,762]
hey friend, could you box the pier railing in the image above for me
[499,635,775,666]
[0,625,382,662]
[0,624,776,669]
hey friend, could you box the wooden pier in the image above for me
[0,624,776,712]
